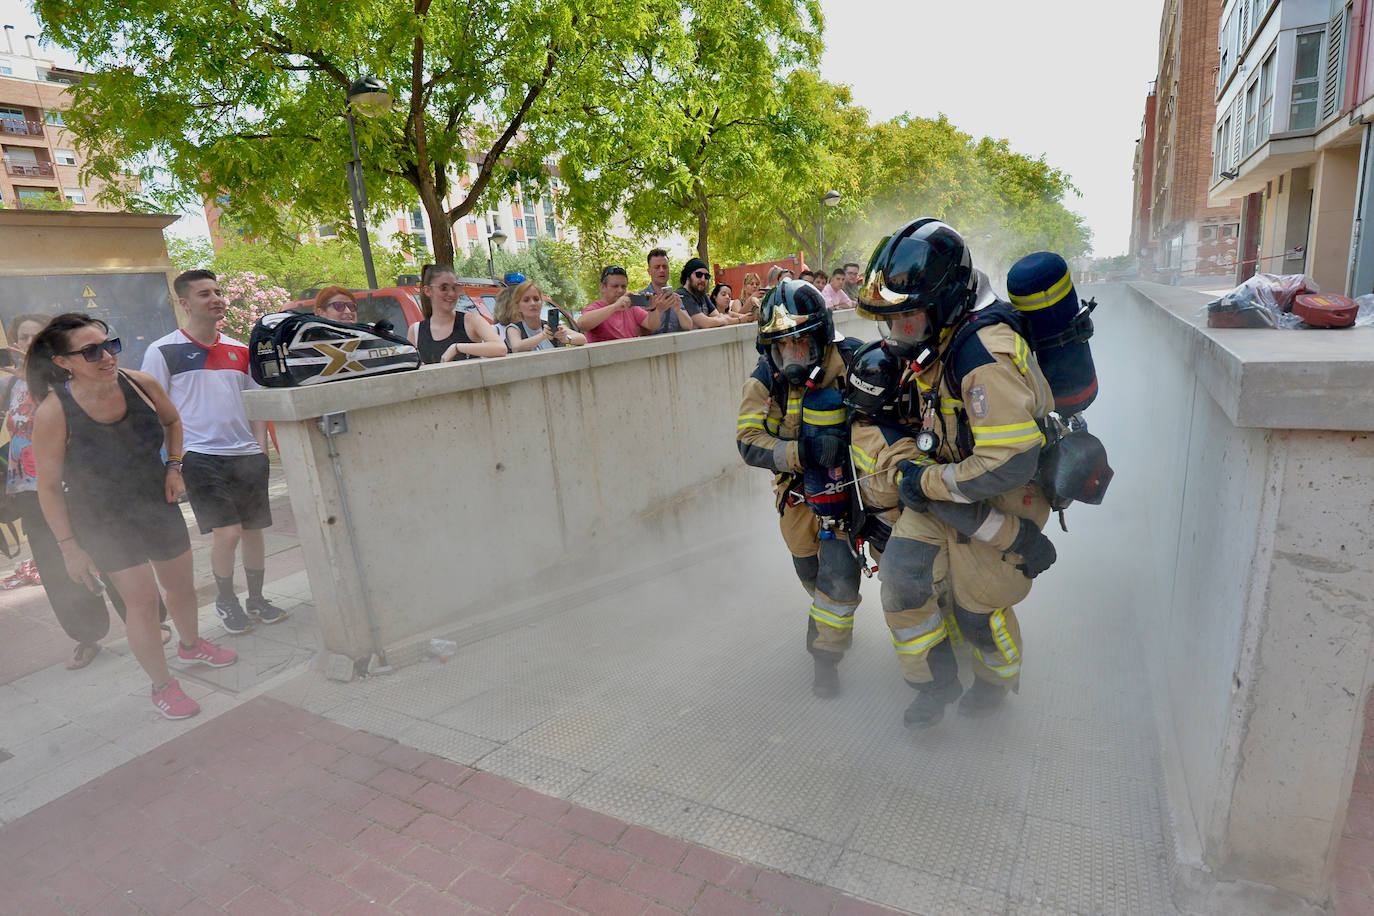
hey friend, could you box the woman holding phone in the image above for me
[499,279,585,352]
[29,314,236,719]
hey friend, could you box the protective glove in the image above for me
[1006,518,1057,579]
[897,460,931,512]
[799,432,846,469]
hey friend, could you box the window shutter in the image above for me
[1321,7,1349,122]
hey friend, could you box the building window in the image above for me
[409,207,424,233]
[317,223,337,239]
[1257,52,1275,144]
[1243,79,1259,154]
[64,187,85,204]
[1215,119,1230,177]
[1290,30,1322,130]
[55,148,76,166]
[43,109,64,126]
[0,106,23,122]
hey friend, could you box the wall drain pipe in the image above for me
[318,411,389,672]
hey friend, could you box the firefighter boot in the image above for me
[812,657,840,698]
[958,678,1008,718]
[902,678,963,729]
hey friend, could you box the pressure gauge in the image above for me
[916,429,940,456]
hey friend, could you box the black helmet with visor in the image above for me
[757,279,835,386]
[842,340,904,418]
[856,218,977,359]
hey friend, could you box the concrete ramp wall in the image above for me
[244,312,875,664]
[1101,282,1374,911]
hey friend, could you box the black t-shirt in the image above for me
[675,286,713,317]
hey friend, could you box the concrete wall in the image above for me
[244,313,877,662]
[1111,282,1374,910]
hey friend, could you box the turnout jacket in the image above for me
[849,417,925,526]
[912,309,1053,549]
[736,344,849,475]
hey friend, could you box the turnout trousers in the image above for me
[877,486,1049,691]
[778,497,861,663]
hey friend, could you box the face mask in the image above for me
[879,310,933,358]
[772,338,817,386]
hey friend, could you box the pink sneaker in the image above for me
[151,678,200,720]
[177,637,238,668]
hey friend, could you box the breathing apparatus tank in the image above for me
[1006,252,1099,416]
[799,388,852,530]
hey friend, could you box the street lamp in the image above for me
[345,75,392,290]
[487,226,508,280]
[818,190,841,268]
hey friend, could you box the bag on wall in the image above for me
[249,312,420,387]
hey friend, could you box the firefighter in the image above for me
[856,218,1058,728]
[736,279,863,699]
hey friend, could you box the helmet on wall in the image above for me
[758,279,835,385]
[842,340,903,418]
[856,218,977,356]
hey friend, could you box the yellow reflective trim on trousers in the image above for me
[850,444,876,474]
[974,648,1021,678]
[892,621,948,655]
[802,407,846,425]
[811,603,856,630]
[1009,270,1072,311]
[990,609,1019,662]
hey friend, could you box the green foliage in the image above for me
[557,0,823,264]
[14,192,76,211]
[166,235,411,299]
[452,239,587,310]
[36,0,688,265]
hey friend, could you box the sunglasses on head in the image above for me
[600,266,627,281]
[66,338,121,362]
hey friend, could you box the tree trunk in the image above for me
[695,189,710,263]
[419,189,454,267]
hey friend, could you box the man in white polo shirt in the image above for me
[142,269,285,634]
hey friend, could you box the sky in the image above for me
[3,0,1165,255]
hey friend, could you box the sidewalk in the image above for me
[0,696,899,915]
[0,464,301,685]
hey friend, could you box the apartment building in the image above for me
[1134,0,1244,279]
[1208,0,1374,294]
[0,27,130,211]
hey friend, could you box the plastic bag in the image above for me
[1354,295,1374,328]
[427,638,457,662]
[1206,273,1318,329]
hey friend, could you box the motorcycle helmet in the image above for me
[842,340,903,418]
[857,218,977,358]
[758,279,835,386]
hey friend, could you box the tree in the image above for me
[37,0,671,266]
[167,235,411,297]
[558,0,822,264]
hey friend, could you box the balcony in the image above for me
[0,119,45,137]
[5,160,55,178]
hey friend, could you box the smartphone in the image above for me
[547,310,560,331]
[628,293,651,310]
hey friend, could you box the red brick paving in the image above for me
[1336,699,1374,915]
[0,696,900,915]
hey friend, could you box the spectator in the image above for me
[407,264,507,364]
[676,258,739,328]
[734,272,763,320]
[710,283,734,318]
[798,269,816,287]
[31,314,237,719]
[499,279,586,351]
[641,248,688,335]
[313,286,359,321]
[766,265,795,290]
[143,269,288,637]
[579,266,684,342]
[822,268,855,310]
[4,313,170,669]
[843,262,862,299]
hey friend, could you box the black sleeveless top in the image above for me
[54,372,167,532]
[416,314,474,364]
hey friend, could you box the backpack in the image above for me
[249,312,420,388]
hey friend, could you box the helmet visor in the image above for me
[878,311,933,356]
[771,337,820,382]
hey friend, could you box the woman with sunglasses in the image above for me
[3,314,171,670]
[313,286,359,321]
[407,264,506,364]
[29,314,236,720]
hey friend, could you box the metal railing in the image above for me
[0,119,44,137]
[4,160,54,177]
